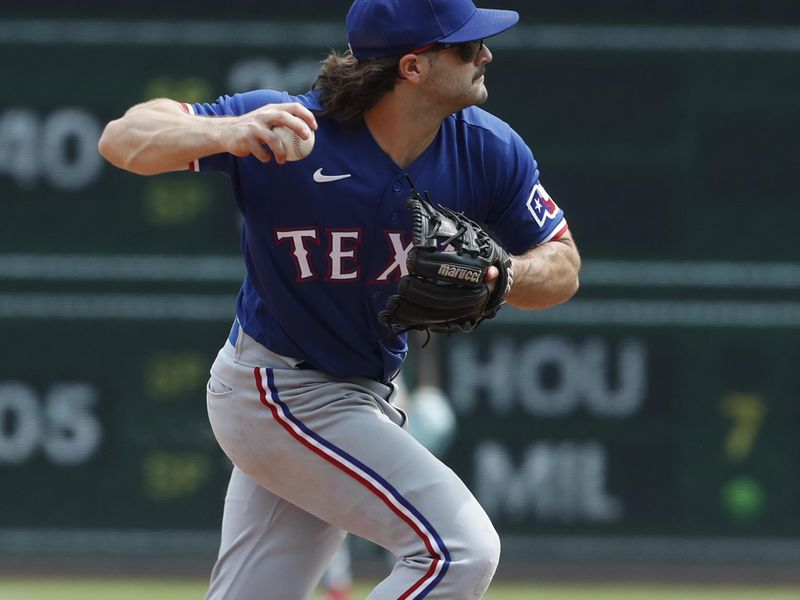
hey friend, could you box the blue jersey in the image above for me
[187,89,567,383]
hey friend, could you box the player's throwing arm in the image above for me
[98,100,317,174]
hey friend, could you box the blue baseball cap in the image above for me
[347,0,519,60]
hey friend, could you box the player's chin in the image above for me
[473,86,489,106]
[453,86,488,112]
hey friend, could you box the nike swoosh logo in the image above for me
[313,168,352,183]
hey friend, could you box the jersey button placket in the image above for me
[391,180,404,222]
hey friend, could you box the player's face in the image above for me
[424,40,493,112]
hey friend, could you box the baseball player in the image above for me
[98,0,580,598]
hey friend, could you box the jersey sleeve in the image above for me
[483,129,569,255]
[183,89,290,174]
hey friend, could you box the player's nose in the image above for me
[478,43,493,64]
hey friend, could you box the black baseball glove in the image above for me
[379,183,513,334]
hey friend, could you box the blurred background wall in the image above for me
[1,0,799,578]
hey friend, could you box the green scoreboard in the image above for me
[1,19,799,561]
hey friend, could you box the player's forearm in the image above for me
[506,234,581,310]
[98,98,226,175]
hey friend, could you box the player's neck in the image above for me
[364,94,443,169]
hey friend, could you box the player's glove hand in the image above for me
[379,183,513,334]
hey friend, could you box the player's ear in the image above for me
[397,53,426,82]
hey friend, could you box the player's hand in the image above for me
[222,103,317,165]
[485,262,514,295]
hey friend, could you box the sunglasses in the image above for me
[414,39,485,62]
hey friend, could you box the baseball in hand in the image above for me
[272,126,315,161]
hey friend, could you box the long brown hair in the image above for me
[312,49,400,129]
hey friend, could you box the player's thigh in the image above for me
[240,372,492,559]
[324,406,493,558]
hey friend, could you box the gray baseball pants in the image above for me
[204,325,500,599]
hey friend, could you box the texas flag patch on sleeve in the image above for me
[526,183,568,242]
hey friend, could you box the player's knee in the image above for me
[469,525,501,580]
[447,519,501,594]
